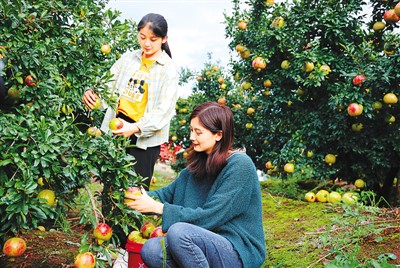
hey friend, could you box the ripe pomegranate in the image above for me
[235,44,245,53]
[319,64,331,75]
[383,9,400,24]
[38,189,56,206]
[3,237,27,261]
[74,252,96,268]
[383,93,398,105]
[263,79,272,88]
[109,118,123,130]
[237,20,248,30]
[25,75,36,86]
[140,222,156,238]
[87,126,102,137]
[347,103,363,117]
[395,2,400,17]
[217,97,227,105]
[302,62,314,72]
[284,163,294,173]
[352,75,366,86]
[265,161,273,169]
[247,107,255,115]
[325,154,336,165]
[150,226,167,238]
[252,57,267,72]
[93,223,112,245]
[271,16,284,28]
[101,44,111,55]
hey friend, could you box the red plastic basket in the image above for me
[125,241,148,268]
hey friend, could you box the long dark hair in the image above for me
[186,102,234,179]
[137,13,172,58]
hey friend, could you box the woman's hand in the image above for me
[111,118,140,138]
[125,188,164,215]
[82,89,99,110]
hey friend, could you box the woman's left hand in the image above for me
[112,118,140,138]
[125,189,164,215]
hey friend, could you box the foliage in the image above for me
[0,0,143,244]
[169,0,400,204]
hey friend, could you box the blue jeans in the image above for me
[140,222,243,268]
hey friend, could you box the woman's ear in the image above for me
[215,131,223,142]
[162,35,168,44]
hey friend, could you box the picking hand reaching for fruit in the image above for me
[124,187,164,215]
[82,89,101,110]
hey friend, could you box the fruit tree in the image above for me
[0,0,145,244]
[222,0,400,203]
[169,0,400,204]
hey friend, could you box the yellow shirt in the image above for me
[118,57,155,122]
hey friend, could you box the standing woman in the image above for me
[82,13,179,190]
[125,102,267,268]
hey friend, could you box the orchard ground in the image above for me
[1,162,400,267]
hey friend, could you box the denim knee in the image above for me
[141,237,163,266]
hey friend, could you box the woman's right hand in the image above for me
[82,89,98,110]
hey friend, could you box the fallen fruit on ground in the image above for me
[328,191,342,204]
[3,237,27,261]
[316,190,329,203]
[305,192,316,202]
[342,192,358,204]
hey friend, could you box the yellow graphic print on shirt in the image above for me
[118,57,155,122]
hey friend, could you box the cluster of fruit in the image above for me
[124,186,166,244]
[304,179,365,205]
[127,220,166,245]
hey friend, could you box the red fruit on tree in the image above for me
[3,237,27,261]
[93,223,112,245]
[237,20,248,30]
[25,75,36,86]
[87,126,101,137]
[352,75,366,86]
[218,97,227,105]
[347,103,363,117]
[395,2,400,17]
[383,9,400,24]
[74,252,96,268]
[252,57,267,72]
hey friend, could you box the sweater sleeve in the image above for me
[161,153,258,232]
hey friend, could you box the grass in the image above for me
[152,162,400,267]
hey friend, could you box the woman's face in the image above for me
[190,117,222,155]
[138,24,167,59]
